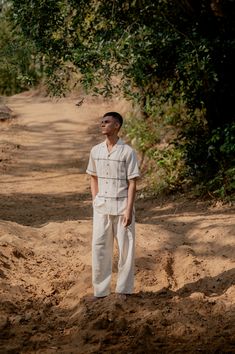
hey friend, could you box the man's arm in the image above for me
[123,178,136,227]
[90,175,98,200]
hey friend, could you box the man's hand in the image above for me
[122,210,132,227]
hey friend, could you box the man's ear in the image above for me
[115,122,121,130]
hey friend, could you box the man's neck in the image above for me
[105,135,119,151]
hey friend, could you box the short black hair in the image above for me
[103,112,123,127]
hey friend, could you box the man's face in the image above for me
[100,116,120,135]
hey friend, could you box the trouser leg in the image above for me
[92,210,113,297]
[115,214,135,294]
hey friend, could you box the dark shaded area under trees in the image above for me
[4,0,235,197]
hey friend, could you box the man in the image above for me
[86,112,140,300]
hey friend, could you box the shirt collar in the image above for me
[101,138,124,148]
[101,138,124,154]
[116,138,124,146]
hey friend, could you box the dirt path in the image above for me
[0,92,235,353]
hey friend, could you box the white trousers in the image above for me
[92,209,135,297]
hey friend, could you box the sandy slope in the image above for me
[0,92,235,354]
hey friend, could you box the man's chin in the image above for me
[101,129,109,135]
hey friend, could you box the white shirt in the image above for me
[86,139,140,215]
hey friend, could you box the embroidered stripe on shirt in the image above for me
[94,158,126,163]
[98,195,127,199]
[98,176,127,181]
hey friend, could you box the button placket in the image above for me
[104,153,110,198]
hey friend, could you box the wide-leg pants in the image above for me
[92,209,135,297]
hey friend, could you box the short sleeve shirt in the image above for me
[86,139,140,215]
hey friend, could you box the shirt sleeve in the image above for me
[126,149,140,180]
[86,149,97,176]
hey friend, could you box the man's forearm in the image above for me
[122,179,136,227]
[90,175,98,199]
[126,179,136,214]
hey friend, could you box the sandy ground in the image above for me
[0,92,235,354]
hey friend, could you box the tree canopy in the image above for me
[9,1,235,124]
[5,0,235,196]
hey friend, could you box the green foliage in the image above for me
[148,147,187,194]
[123,114,161,154]
[0,4,41,95]
[205,123,235,197]
[173,120,235,198]
[123,102,188,194]
[124,102,234,197]
[9,0,235,126]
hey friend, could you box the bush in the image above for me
[124,103,235,199]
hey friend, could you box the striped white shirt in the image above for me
[86,139,140,215]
